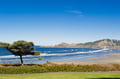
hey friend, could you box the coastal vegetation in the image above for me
[0,40,40,65]
[0,63,120,74]
[52,39,120,49]
[0,40,120,75]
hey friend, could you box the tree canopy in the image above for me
[0,40,40,64]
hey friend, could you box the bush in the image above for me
[0,63,120,74]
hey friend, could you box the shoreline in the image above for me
[52,53,120,65]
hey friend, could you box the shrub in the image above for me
[0,63,120,74]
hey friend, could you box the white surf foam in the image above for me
[0,55,18,58]
[0,55,35,58]
[40,49,109,56]
[0,49,109,58]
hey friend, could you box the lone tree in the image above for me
[1,40,40,65]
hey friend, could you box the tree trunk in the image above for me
[20,55,23,65]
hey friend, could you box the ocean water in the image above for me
[0,47,120,64]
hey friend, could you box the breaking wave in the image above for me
[0,49,109,59]
[41,49,109,56]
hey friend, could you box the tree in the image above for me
[0,42,10,48]
[2,40,40,65]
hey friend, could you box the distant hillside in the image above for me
[47,39,120,49]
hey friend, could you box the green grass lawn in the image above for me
[0,73,120,79]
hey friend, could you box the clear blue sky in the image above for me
[0,0,120,45]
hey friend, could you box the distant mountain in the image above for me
[46,39,120,49]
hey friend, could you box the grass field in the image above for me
[0,73,120,79]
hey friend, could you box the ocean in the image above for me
[0,47,120,64]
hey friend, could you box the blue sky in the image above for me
[0,0,120,45]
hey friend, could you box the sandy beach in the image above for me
[52,53,120,65]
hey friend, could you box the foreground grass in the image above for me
[0,73,120,79]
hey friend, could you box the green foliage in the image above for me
[0,65,47,74]
[33,51,41,55]
[0,42,10,48]
[0,40,41,64]
[46,61,52,64]
[38,57,43,60]
[8,40,36,56]
[1,64,120,74]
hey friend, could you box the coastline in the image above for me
[52,53,120,65]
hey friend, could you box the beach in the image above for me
[1,47,120,64]
[52,53,120,65]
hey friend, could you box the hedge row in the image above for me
[0,63,120,74]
